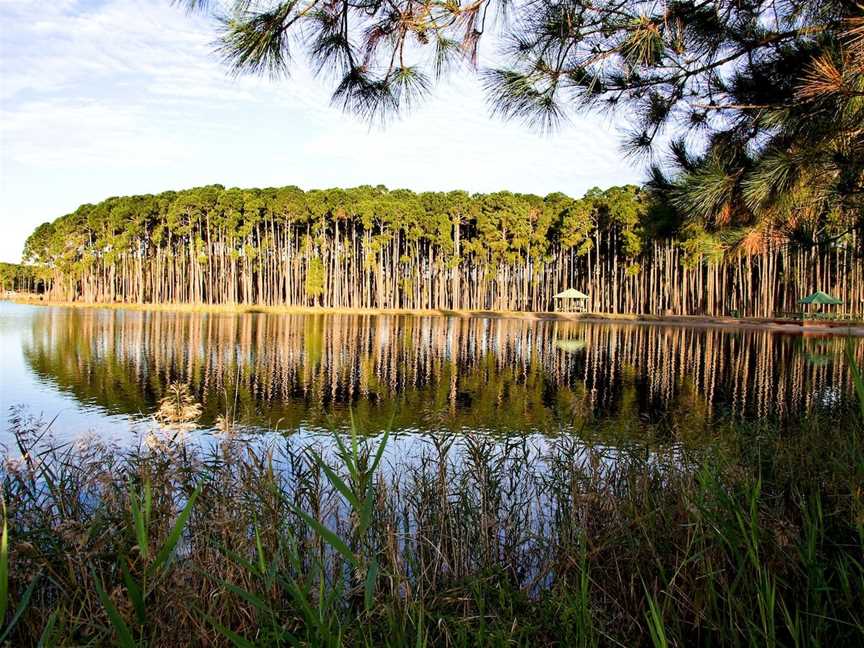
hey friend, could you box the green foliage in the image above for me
[4,400,864,645]
[0,498,7,625]
[19,179,863,316]
[0,496,38,644]
[305,256,325,302]
[680,223,726,267]
[94,478,203,645]
[0,262,43,293]
[847,339,864,424]
[173,0,863,245]
[23,182,667,302]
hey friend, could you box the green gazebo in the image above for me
[554,288,590,313]
[798,291,842,318]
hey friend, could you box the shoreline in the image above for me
[6,296,864,336]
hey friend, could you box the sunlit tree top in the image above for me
[177,1,863,238]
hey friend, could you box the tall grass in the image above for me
[2,390,864,645]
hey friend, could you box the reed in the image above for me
[2,397,864,646]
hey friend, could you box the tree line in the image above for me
[176,0,863,234]
[20,184,863,316]
[0,262,44,293]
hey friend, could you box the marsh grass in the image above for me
[154,382,203,428]
[2,400,864,646]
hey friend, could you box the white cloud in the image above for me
[0,0,644,263]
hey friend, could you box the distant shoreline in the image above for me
[6,295,864,336]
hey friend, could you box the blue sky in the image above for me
[0,0,643,264]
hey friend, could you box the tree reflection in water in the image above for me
[23,308,863,438]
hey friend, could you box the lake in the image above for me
[1,301,861,446]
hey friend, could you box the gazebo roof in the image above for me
[798,291,842,306]
[554,288,590,300]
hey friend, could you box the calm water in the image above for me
[0,301,861,445]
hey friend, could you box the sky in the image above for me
[0,0,644,264]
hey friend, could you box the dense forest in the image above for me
[20,184,864,316]
[14,2,864,317]
[0,262,42,293]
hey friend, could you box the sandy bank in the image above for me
[7,296,864,336]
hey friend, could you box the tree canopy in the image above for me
[21,183,864,316]
[175,1,863,238]
[0,262,43,293]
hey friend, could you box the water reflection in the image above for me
[16,307,862,436]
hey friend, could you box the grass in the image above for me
[3,389,864,647]
[154,383,204,428]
